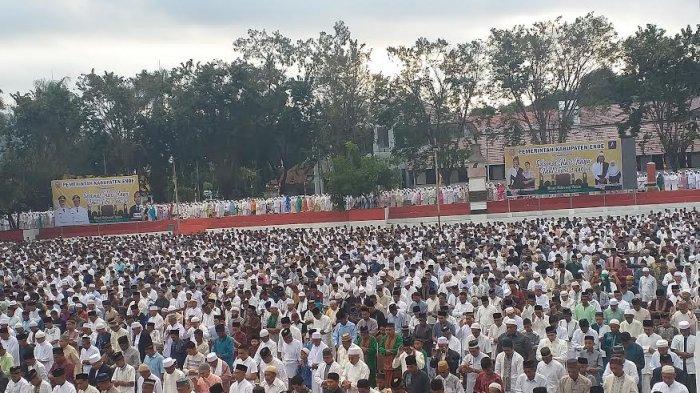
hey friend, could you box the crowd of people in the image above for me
[343,186,469,211]
[0,207,697,393]
[0,185,474,232]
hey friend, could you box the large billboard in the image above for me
[504,139,623,196]
[51,175,144,226]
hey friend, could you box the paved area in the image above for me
[207,201,700,232]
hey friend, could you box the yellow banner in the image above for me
[504,139,623,196]
[51,175,143,226]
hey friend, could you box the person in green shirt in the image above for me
[566,256,584,276]
[0,344,12,374]
[355,325,378,386]
[603,299,624,324]
[378,323,403,388]
[574,292,598,325]
[601,319,622,364]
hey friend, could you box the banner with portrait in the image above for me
[504,139,623,196]
[51,175,146,226]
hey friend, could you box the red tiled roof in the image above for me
[471,101,700,165]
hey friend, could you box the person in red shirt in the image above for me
[474,357,504,393]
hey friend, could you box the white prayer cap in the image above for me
[301,348,310,354]
[437,337,448,345]
[28,321,38,327]
[533,272,541,278]
[505,307,515,313]
[149,306,159,311]
[609,319,620,325]
[661,365,675,374]
[642,267,650,272]
[504,318,517,325]
[131,322,142,329]
[311,332,322,339]
[489,382,503,392]
[679,321,690,329]
[163,358,176,368]
[191,317,200,323]
[609,299,619,306]
[258,364,277,376]
[35,331,46,338]
[348,347,362,356]
[96,322,107,330]
[470,323,481,330]
[260,329,269,337]
[624,309,635,315]
[656,339,669,347]
[206,353,218,362]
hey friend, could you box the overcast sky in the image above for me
[1,0,698,97]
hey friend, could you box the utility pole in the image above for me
[169,156,179,218]
[434,147,441,228]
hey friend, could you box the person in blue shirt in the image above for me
[143,343,164,379]
[212,325,234,368]
[332,310,357,347]
[295,349,313,388]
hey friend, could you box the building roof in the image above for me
[471,101,700,165]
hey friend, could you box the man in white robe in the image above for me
[341,347,370,393]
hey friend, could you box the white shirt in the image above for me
[650,381,690,393]
[33,381,53,393]
[112,364,136,393]
[34,340,54,371]
[342,360,371,393]
[79,346,100,375]
[162,368,185,393]
[259,377,287,393]
[313,361,344,393]
[536,360,565,393]
[280,338,302,378]
[670,334,695,374]
[513,372,548,393]
[137,374,162,393]
[52,381,77,393]
[228,379,254,393]
[602,359,640,384]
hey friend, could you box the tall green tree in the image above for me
[387,38,486,184]
[488,13,618,144]
[5,80,84,210]
[618,24,700,170]
[325,142,397,208]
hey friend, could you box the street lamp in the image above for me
[169,156,180,218]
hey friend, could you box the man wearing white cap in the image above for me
[650,340,683,370]
[162,357,185,393]
[670,320,695,393]
[253,329,277,363]
[206,353,231,392]
[148,306,164,333]
[639,268,658,303]
[260,365,286,393]
[650,365,689,393]
[341,347,369,393]
[620,309,643,338]
[33,331,54,371]
[308,331,328,369]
